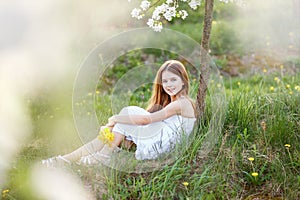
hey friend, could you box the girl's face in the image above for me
[161,70,184,96]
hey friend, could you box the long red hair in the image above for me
[146,60,190,113]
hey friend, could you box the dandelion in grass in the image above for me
[286,84,291,89]
[263,68,267,73]
[260,121,267,131]
[182,182,189,186]
[248,157,254,162]
[284,144,291,148]
[274,77,280,84]
[237,82,241,86]
[251,172,258,177]
[182,181,189,190]
[98,127,115,146]
[295,86,300,91]
[2,189,9,198]
[289,91,293,95]
[269,86,275,92]
[96,90,100,94]
[279,64,284,69]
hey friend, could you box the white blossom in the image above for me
[152,3,168,20]
[131,8,143,19]
[153,22,163,32]
[179,10,188,19]
[140,0,151,11]
[188,0,201,10]
[163,6,176,21]
[166,0,174,4]
[147,18,155,27]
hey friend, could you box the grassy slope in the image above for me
[4,70,299,200]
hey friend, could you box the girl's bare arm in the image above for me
[108,101,182,125]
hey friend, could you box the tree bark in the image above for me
[196,0,214,118]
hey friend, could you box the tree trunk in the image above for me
[196,0,214,118]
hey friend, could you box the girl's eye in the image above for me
[162,80,167,83]
[171,78,177,82]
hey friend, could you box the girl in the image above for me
[42,60,196,166]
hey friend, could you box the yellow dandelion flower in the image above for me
[237,82,241,86]
[248,157,254,161]
[2,189,9,194]
[286,84,290,88]
[212,20,217,25]
[295,86,300,91]
[2,189,9,198]
[279,65,284,69]
[289,91,293,95]
[269,86,274,92]
[274,77,280,83]
[263,68,267,73]
[251,172,258,177]
[98,127,115,145]
[284,144,291,148]
[182,182,189,186]
[96,90,100,94]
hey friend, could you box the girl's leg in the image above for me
[62,137,105,162]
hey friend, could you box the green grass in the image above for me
[3,72,300,200]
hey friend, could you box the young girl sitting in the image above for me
[42,60,196,166]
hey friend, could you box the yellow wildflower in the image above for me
[182,182,189,187]
[295,86,300,91]
[248,157,254,162]
[212,20,217,25]
[251,172,258,177]
[237,82,241,86]
[96,90,100,94]
[98,127,115,146]
[279,65,284,69]
[274,77,280,83]
[217,84,221,88]
[284,144,291,148]
[269,86,274,92]
[263,68,267,73]
[286,84,290,88]
[2,189,9,198]
[289,91,293,95]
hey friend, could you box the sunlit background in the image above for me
[0,0,299,199]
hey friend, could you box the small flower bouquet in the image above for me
[98,127,114,146]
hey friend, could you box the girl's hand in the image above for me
[107,116,116,127]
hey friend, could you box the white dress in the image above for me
[112,106,196,160]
